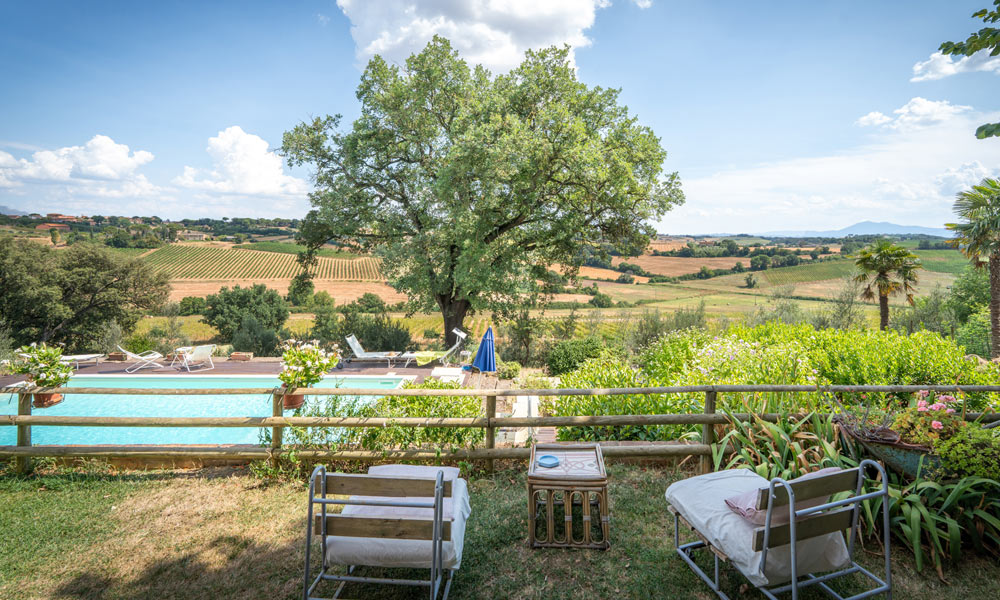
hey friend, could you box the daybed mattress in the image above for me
[665,469,850,586]
[324,465,471,569]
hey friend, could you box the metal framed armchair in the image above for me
[303,464,470,600]
[665,460,892,600]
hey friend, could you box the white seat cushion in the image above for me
[665,469,850,587]
[325,465,471,570]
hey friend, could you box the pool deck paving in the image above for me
[0,358,456,387]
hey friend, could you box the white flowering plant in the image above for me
[6,343,75,388]
[278,339,340,389]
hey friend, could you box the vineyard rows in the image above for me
[142,246,383,280]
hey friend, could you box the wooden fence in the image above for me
[2,384,999,475]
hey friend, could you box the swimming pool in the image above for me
[0,375,407,445]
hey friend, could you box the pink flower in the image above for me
[917,404,928,412]
[931,421,943,430]
[946,408,955,414]
[917,399,927,408]
[937,395,956,403]
[917,390,930,398]
[929,402,947,411]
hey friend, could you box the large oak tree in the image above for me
[283,37,683,344]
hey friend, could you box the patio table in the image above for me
[527,442,610,549]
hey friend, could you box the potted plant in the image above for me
[838,390,965,477]
[7,343,75,408]
[277,339,340,410]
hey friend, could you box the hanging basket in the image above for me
[275,386,305,410]
[32,391,64,408]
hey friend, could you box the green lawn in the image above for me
[232,241,359,259]
[912,249,968,274]
[2,462,997,599]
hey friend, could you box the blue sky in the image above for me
[1,0,998,234]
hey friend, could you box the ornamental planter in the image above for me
[229,351,253,362]
[275,386,305,410]
[32,391,64,408]
[106,352,126,362]
[840,423,942,478]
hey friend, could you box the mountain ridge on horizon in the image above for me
[671,221,953,239]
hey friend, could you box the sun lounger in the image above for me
[344,334,399,367]
[117,345,165,373]
[304,464,471,600]
[19,353,104,369]
[175,344,215,372]
[665,460,891,599]
[397,329,468,368]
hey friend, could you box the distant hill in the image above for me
[0,204,26,216]
[759,221,952,238]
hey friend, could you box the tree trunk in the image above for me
[439,297,470,347]
[878,294,890,331]
[990,253,1000,359]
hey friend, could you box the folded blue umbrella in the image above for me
[471,326,496,373]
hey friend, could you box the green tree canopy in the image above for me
[202,284,289,342]
[282,37,683,343]
[853,240,922,331]
[939,1,1000,138]
[947,177,1000,357]
[0,239,169,350]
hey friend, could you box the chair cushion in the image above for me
[666,469,850,587]
[324,465,471,570]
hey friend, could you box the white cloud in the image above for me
[854,97,970,131]
[855,111,891,127]
[0,135,154,184]
[632,0,653,8]
[317,13,330,26]
[174,126,308,198]
[662,98,1000,234]
[335,0,612,72]
[911,50,1000,82]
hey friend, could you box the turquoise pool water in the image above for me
[0,375,406,445]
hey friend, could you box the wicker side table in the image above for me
[527,443,610,549]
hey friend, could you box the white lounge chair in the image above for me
[397,329,468,368]
[344,334,399,368]
[118,345,165,373]
[304,464,471,600]
[176,344,215,372]
[665,460,892,600]
[18,353,104,369]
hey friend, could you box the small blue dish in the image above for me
[537,454,560,468]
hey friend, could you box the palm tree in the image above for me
[947,178,1000,358]
[853,240,922,330]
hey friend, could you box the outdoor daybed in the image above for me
[665,460,892,599]
[304,464,471,600]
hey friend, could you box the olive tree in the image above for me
[282,37,683,345]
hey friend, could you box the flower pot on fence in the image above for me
[840,423,942,478]
[275,386,305,410]
[33,391,64,408]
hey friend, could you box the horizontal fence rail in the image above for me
[6,384,1000,396]
[3,383,999,474]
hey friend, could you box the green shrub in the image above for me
[496,360,521,380]
[203,284,289,341]
[123,332,155,354]
[957,306,991,358]
[547,337,603,375]
[287,380,483,451]
[313,307,412,352]
[589,292,613,308]
[286,272,314,306]
[551,357,700,441]
[936,426,1000,479]
[231,316,280,357]
[177,296,207,316]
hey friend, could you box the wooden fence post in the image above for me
[700,390,717,474]
[485,395,497,474]
[270,391,283,469]
[16,392,31,475]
